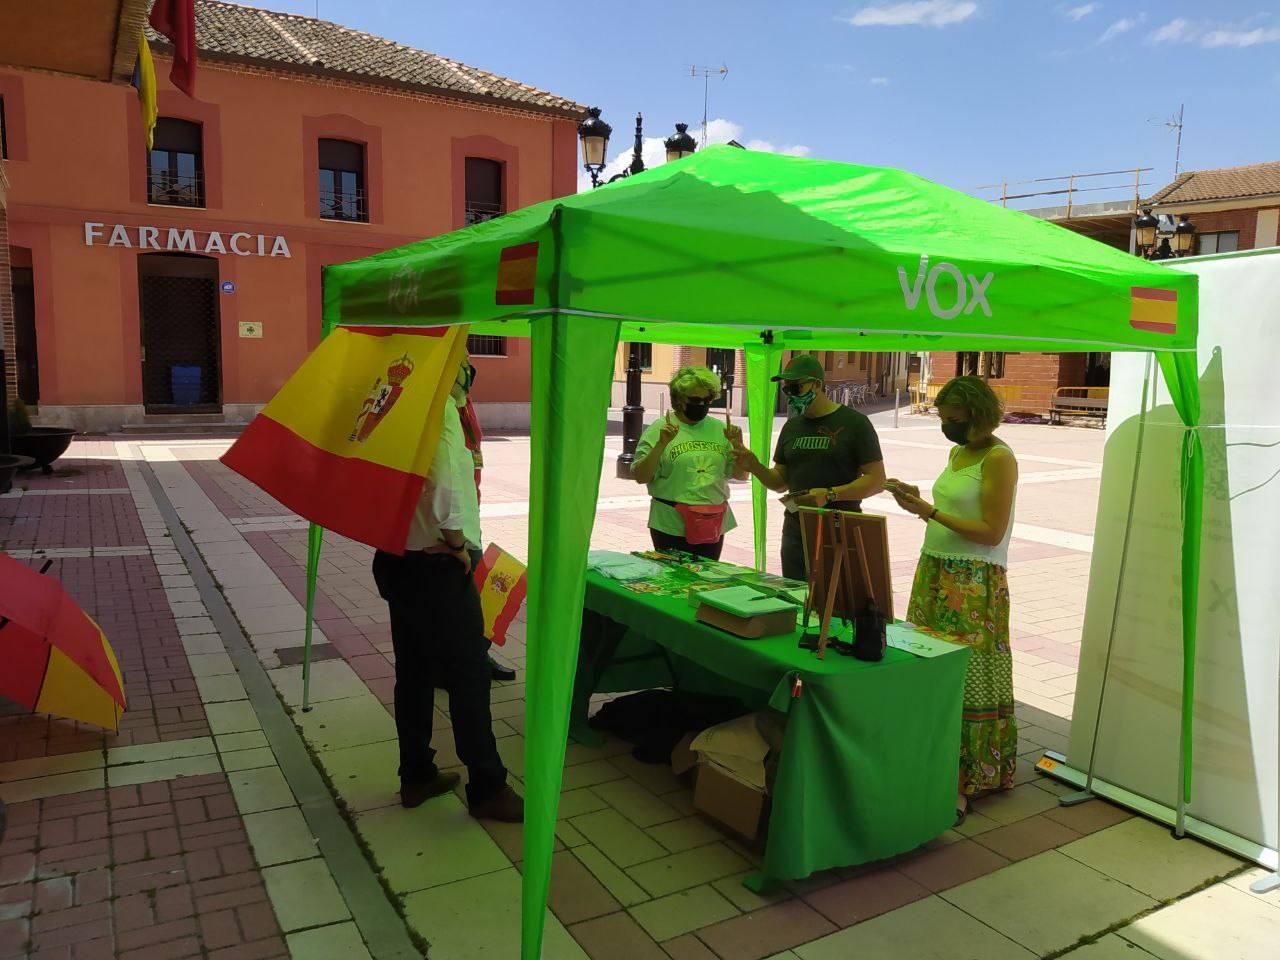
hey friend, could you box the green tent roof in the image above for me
[325,145,1196,353]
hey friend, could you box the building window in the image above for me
[1,96,8,159]
[958,352,980,376]
[465,157,504,224]
[1198,231,1239,255]
[983,352,1006,379]
[318,139,367,222]
[148,117,204,207]
[467,335,507,357]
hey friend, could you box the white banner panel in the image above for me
[1070,249,1280,861]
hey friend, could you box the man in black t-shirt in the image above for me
[732,354,886,580]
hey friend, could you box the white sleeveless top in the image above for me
[921,444,1016,568]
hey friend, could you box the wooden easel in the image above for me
[801,511,879,659]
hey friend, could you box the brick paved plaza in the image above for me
[2,412,1277,959]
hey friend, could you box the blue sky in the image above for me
[241,1,1280,202]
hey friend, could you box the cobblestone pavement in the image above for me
[2,415,1274,959]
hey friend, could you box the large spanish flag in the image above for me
[221,325,469,553]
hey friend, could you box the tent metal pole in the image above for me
[302,522,324,712]
[1060,351,1153,807]
[1252,625,1280,890]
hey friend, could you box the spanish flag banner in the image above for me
[473,543,528,647]
[1130,286,1178,335]
[221,325,469,553]
[496,242,539,305]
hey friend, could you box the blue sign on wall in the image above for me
[221,280,236,294]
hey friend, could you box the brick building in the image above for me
[1146,160,1280,254]
[927,160,1280,415]
[1,0,583,432]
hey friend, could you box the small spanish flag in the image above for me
[473,544,528,647]
[221,325,468,553]
[496,242,538,305]
[1130,286,1178,335]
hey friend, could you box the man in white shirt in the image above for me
[371,359,522,820]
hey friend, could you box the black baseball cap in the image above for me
[771,354,825,382]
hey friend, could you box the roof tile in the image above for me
[145,0,586,116]
[1148,160,1280,205]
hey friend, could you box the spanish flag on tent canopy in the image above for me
[0,556,126,731]
[221,325,469,553]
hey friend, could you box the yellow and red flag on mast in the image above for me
[221,325,468,553]
[473,544,527,647]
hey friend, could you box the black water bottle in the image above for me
[853,597,887,662]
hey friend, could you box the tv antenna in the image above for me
[1149,104,1185,176]
[690,64,729,148]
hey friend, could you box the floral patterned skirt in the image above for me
[906,554,1017,796]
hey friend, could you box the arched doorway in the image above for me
[137,253,221,413]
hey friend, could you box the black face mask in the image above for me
[941,419,969,445]
[683,399,712,422]
[459,364,477,393]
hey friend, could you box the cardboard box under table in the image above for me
[572,571,971,888]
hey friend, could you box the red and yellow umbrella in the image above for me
[0,555,126,730]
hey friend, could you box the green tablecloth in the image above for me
[572,572,971,884]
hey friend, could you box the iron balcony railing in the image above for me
[148,171,204,208]
[320,187,369,222]
[465,201,503,225]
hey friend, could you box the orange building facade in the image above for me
[0,4,583,431]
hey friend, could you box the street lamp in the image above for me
[1171,214,1197,257]
[578,109,696,477]
[1136,210,1195,261]
[578,107,612,188]
[1134,208,1159,258]
[664,123,697,164]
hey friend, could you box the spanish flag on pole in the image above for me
[221,325,469,553]
[473,544,528,647]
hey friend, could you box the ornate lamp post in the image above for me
[1134,208,1159,259]
[1171,214,1197,257]
[1135,208,1196,261]
[578,108,696,477]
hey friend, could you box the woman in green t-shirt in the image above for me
[631,366,745,559]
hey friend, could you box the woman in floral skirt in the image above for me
[887,376,1019,823]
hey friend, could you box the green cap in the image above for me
[771,354,825,382]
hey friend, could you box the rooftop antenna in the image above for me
[690,64,729,148]
[1148,104,1186,176]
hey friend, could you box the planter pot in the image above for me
[10,427,76,475]
[0,454,35,494]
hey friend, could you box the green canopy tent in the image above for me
[311,146,1202,959]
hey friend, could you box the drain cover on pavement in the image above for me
[276,642,342,666]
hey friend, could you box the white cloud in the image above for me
[576,118,809,191]
[869,76,891,85]
[1065,3,1098,21]
[704,118,745,143]
[1149,18,1195,44]
[845,1,977,28]
[1202,26,1280,48]
[1098,15,1142,43]
[745,140,813,156]
[1146,17,1280,48]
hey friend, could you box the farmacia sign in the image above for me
[83,222,292,258]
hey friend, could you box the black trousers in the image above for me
[371,549,507,805]
[649,527,725,561]
[780,503,863,581]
